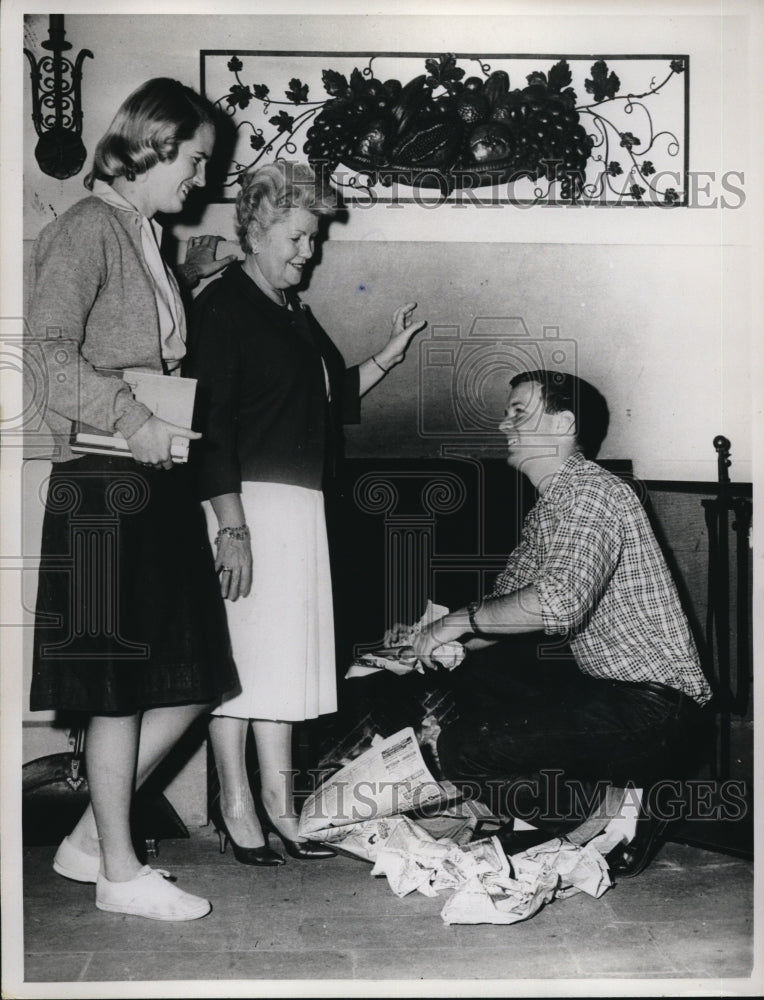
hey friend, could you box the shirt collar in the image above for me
[90,179,144,218]
[537,451,588,504]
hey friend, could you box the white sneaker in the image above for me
[53,836,100,883]
[96,866,211,921]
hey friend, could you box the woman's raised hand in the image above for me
[126,415,201,470]
[376,302,427,370]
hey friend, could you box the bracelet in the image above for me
[372,355,390,374]
[215,524,250,545]
[467,600,485,636]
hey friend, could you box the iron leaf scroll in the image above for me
[201,51,688,206]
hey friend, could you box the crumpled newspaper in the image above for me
[511,837,611,899]
[439,837,610,925]
[314,809,611,924]
[346,601,466,678]
[371,832,510,899]
[440,871,559,926]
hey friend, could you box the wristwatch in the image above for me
[467,600,484,636]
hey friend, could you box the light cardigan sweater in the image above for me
[27,193,185,462]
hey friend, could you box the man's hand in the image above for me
[406,612,469,671]
[383,622,411,647]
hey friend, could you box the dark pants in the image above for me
[437,640,711,833]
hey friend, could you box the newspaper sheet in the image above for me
[298,727,456,837]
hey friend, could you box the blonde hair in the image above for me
[235,161,338,253]
[84,77,214,189]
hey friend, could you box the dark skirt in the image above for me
[30,454,239,714]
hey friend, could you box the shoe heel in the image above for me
[216,829,229,855]
[209,799,228,855]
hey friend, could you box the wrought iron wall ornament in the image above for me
[201,50,688,205]
[24,14,93,180]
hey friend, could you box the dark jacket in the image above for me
[185,261,360,499]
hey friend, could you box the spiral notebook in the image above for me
[71,368,197,464]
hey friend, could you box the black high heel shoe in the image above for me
[209,798,285,867]
[258,809,337,860]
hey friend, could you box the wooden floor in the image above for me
[13,825,756,995]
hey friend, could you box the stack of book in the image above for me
[71,368,197,464]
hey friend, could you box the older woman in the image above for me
[29,78,237,919]
[186,162,424,864]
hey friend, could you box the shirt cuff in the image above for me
[114,400,153,440]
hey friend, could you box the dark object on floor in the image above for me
[22,745,90,847]
[208,797,285,867]
[22,733,189,853]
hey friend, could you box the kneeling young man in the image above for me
[410,370,712,875]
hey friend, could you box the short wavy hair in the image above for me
[235,161,338,254]
[84,77,214,189]
[510,369,610,459]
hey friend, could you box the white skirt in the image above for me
[206,481,337,722]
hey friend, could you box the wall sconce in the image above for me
[24,14,93,180]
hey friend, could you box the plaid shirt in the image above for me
[491,452,712,705]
